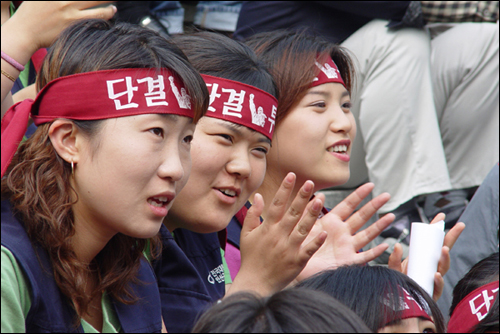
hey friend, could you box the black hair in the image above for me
[192,288,372,333]
[296,265,445,333]
[171,31,277,98]
[451,252,499,316]
[472,296,499,333]
[451,252,499,332]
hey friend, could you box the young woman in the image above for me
[152,31,331,333]
[297,265,446,333]
[1,19,208,333]
[225,29,465,295]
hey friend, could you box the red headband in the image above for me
[382,286,433,326]
[448,281,499,333]
[311,57,346,89]
[1,68,194,178]
[201,74,277,140]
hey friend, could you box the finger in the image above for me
[280,180,316,233]
[265,173,296,224]
[352,243,389,265]
[388,243,403,272]
[289,197,324,246]
[433,272,444,301]
[443,222,465,251]
[77,4,117,20]
[329,183,375,220]
[297,231,328,266]
[437,246,450,277]
[74,1,116,10]
[241,193,265,236]
[430,212,446,224]
[352,212,394,250]
[347,192,391,234]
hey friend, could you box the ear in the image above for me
[48,120,83,164]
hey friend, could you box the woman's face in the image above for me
[378,317,436,333]
[167,117,270,233]
[267,82,356,191]
[72,114,194,240]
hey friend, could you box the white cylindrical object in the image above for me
[407,221,445,296]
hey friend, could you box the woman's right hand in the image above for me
[228,172,327,297]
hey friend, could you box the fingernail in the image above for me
[303,181,313,193]
[312,199,321,211]
[285,172,295,184]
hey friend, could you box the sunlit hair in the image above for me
[1,19,208,324]
[244,28,355,127]
[297,265,446,333]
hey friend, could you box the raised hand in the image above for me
[295,183,394,282]
[388,213,466,301]
[228,172,327,297]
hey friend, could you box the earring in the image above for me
[71,160,75,177]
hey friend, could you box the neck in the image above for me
[71,208,115,265]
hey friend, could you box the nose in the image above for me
[157,144,187,182]
[225,147,251,179]
[329,105,354,134]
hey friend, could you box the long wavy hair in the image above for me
[1,19,208,323]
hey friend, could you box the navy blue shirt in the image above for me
[234,1,418,43]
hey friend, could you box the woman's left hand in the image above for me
[295,183,394,282]
[388,213,466,301]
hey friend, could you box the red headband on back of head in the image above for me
[201,74,277,140]
[1,68,194,177]
[448,281,499,333]
[381,286,433,326]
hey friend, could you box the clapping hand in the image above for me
[296,183,394,282]
[228,173,327,296]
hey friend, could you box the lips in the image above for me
[147,192,175,207]
[327,139,351,153]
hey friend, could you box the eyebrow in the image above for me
[159,114,193,124]
[215,119,272,146]
[307,90,350,99]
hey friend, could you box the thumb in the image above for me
[241,193,264,236]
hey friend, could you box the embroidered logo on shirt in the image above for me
[207,264,225,284]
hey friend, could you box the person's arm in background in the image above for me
[1,1,116,118]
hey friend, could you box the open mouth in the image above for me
[147,196,170,207]
[218,189,237,198]
[327,144,348,153]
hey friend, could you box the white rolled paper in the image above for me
[407,221,445,297]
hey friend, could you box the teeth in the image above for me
[328,145,347,153]
[219,189,237,197]
[148,196,169,207]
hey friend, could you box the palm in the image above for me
[297,183,395,282]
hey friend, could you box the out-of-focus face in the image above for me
[72,114,195,240]
[378,317,436,333]
[166,117,270,233]
[266,82,356,191]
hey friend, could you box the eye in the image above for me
[310,101,326,109]
[218,134,233,143]
[423,328,435,333]
[183,135,193,144]
[252,146,268,157]
[342,101,352,112]
[149,128,164,137]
